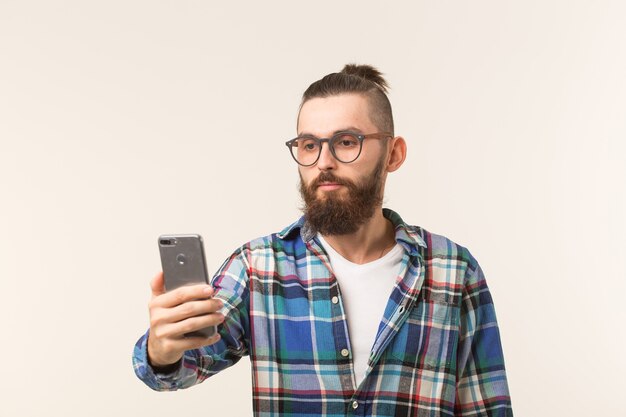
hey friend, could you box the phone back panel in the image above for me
[158,234,209,291]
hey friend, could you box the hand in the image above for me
[146,272,225,368]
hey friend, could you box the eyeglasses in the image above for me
[285,131,392,166]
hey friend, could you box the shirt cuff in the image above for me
[132,330,186,391]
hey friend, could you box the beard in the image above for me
[299,157,386,236]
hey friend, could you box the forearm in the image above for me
[132,248,251,391]
[133,331,210,391]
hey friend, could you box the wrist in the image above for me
[146,335,183,372]
[148,354,182,374]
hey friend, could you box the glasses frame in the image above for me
[285,131,392,166]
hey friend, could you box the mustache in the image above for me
[310,171,354,188]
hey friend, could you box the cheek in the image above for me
[361,143,385,163]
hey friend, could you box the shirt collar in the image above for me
[277,208,427,257]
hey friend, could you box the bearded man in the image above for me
[133,64,513,417]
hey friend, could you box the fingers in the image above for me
[150,298,225,336]
[149,286,225,342]
[166,298,224,323]
[150,281,214,309]
[152,311,225,339]
[147,272,225,368]
[147,308,225,367]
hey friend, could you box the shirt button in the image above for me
[331,296,339,304]
[352,400,359,409]
[341,348,350,357]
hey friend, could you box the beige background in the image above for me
[1,1,624,416]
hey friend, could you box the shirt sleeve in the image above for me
[455,254,513,416]
[132,247,251,391]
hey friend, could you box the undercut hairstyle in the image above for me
[300,64,394,136]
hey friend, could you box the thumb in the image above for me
[150,271,166,298]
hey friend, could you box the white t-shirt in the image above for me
[317,234,404,386]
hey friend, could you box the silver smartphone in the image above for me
[158,234,217,338]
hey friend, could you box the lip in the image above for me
[317,183,343,191]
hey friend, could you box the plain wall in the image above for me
[1,1,624,416]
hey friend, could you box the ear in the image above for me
[386,136,407,173]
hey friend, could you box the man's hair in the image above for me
[300,64,394,135]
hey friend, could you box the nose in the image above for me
[316,142,337,171]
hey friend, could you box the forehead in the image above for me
[297,94,377,136]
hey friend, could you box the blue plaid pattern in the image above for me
[133,209,513,416]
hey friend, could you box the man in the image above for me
[133,64,513,416]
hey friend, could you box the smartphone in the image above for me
[158,234,217,338]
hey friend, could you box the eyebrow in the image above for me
[297,126,365,137]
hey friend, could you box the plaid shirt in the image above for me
[133,209,513,416]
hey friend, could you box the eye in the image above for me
[334,134,359,148]
[298,138,318,152]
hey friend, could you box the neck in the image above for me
[319,208,396,264]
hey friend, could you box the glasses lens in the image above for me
[331,133,361,163]
[294,137,320,166]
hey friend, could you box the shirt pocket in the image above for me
[389,298,460,371]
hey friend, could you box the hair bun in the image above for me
[341,64,389,93]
